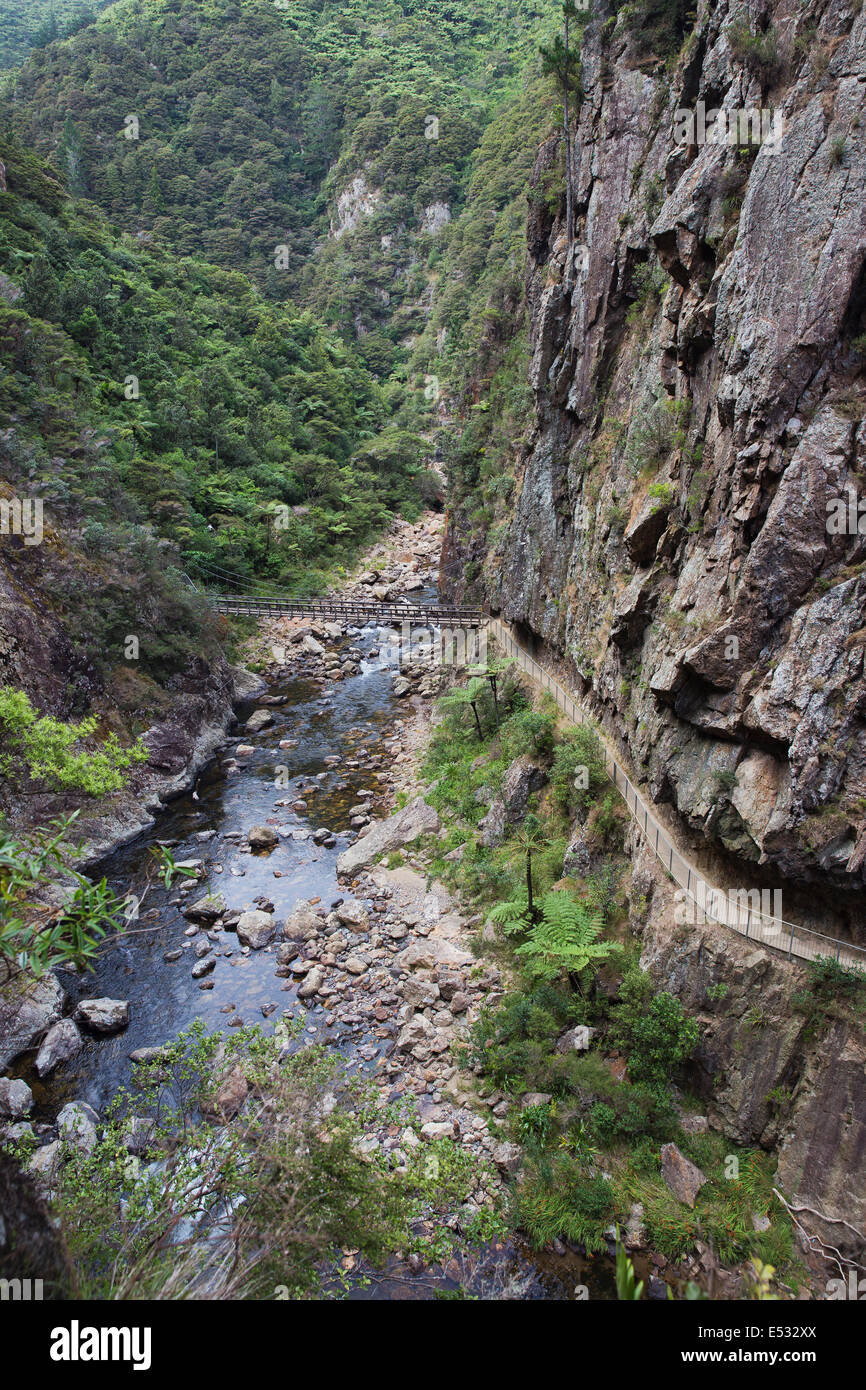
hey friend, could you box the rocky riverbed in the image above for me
[1,511,626,1297]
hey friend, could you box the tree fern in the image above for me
[515,891,616,981]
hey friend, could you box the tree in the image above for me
[440,675,488,740]
[539,2,582,276]
[489,887,617,986]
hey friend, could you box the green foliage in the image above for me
[514,1158,615,1252]
[489,888,616,983]
[550,723,607,817]
[0,813,124,975]
[615,1228,644,1300]
[614,984,700,1085]
[0,0,110,69]
[21,1021,497,1297]
[0,686,146,795]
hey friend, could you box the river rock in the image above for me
[0,1077,33,1119]
[27,1140,61,1186]
[210,1065,249,1122]
[35,1018,83,1077]
[0,970,65,1070]
[335,899,370,932]
[336,797,440,875]
[236,910,275,950]
[660,1143,707,1208]
[245,709,274,733]
[492,1141,523,1176]
[402,977,440,1009]
[283,903,321,941]
[74,998,130,1035]
[191,958,215,979]
[396,1012,436,1050]
[248,825,279,850]
[57,1101,99,1155]
[297,968,323,999]
[183,893,226,923]
[301,634,326,656]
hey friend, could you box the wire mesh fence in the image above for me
[488,619,866,973]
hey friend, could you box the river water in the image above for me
[11,595,627,1300]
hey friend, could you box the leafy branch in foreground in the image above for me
[0,814,125,977]
[0,686,148,797]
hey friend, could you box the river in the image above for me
[11,591,629,1300]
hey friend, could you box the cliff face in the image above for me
[630,829,866,1263]
[444,0,866,923]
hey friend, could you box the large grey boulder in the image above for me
[502,756,547,824]
[336,797,440,876]
[660,1143,707,1209]
[0,971,65,1070]
[0,1077,33,1119]
[236,910,275,950]
[35,1018,83,1078]
[57,1101,99,1155]
[74,998,130,1035]
[245,708,274,733]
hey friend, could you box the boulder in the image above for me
[660,1143,707,1208]
[245,709,274,733]
[283,903,321,941]
[555,1025,596,1054]
[402,978,440,1009]
[74,998,130,1035]
[336,797,440,875]
[236,910,275,950]
[57,1101,99,1155]
[335,899,370,932]
[248,825,278,850]
[297,968,323,999]
[478,798,506,848]
[35,1018,83,1077]
[502,755,547,824]
[0,970,65,1070]
[0,1077,33,1119]
[210,1066,249,1122]
[183,893,226,923]
[396,1012,436,1050]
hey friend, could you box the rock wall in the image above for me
[631,831,866,1264]
[444,0,866,924]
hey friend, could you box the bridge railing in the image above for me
[488,619,866,973]
[210,595,485,628]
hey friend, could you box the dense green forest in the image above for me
[0,0,113,70]
[1,0,561,600]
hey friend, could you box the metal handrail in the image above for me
[488,619,866,973]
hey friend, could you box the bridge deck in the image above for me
[210,595,485,628]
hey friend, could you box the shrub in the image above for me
[621,992,699,1085]
[551,724,608,817]
[0,687,147,797]
[514,1157,615,1252]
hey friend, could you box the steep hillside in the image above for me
[443,0,866,933]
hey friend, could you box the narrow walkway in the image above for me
[488,619,866,974]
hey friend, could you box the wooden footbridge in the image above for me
[209,593,486,629]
